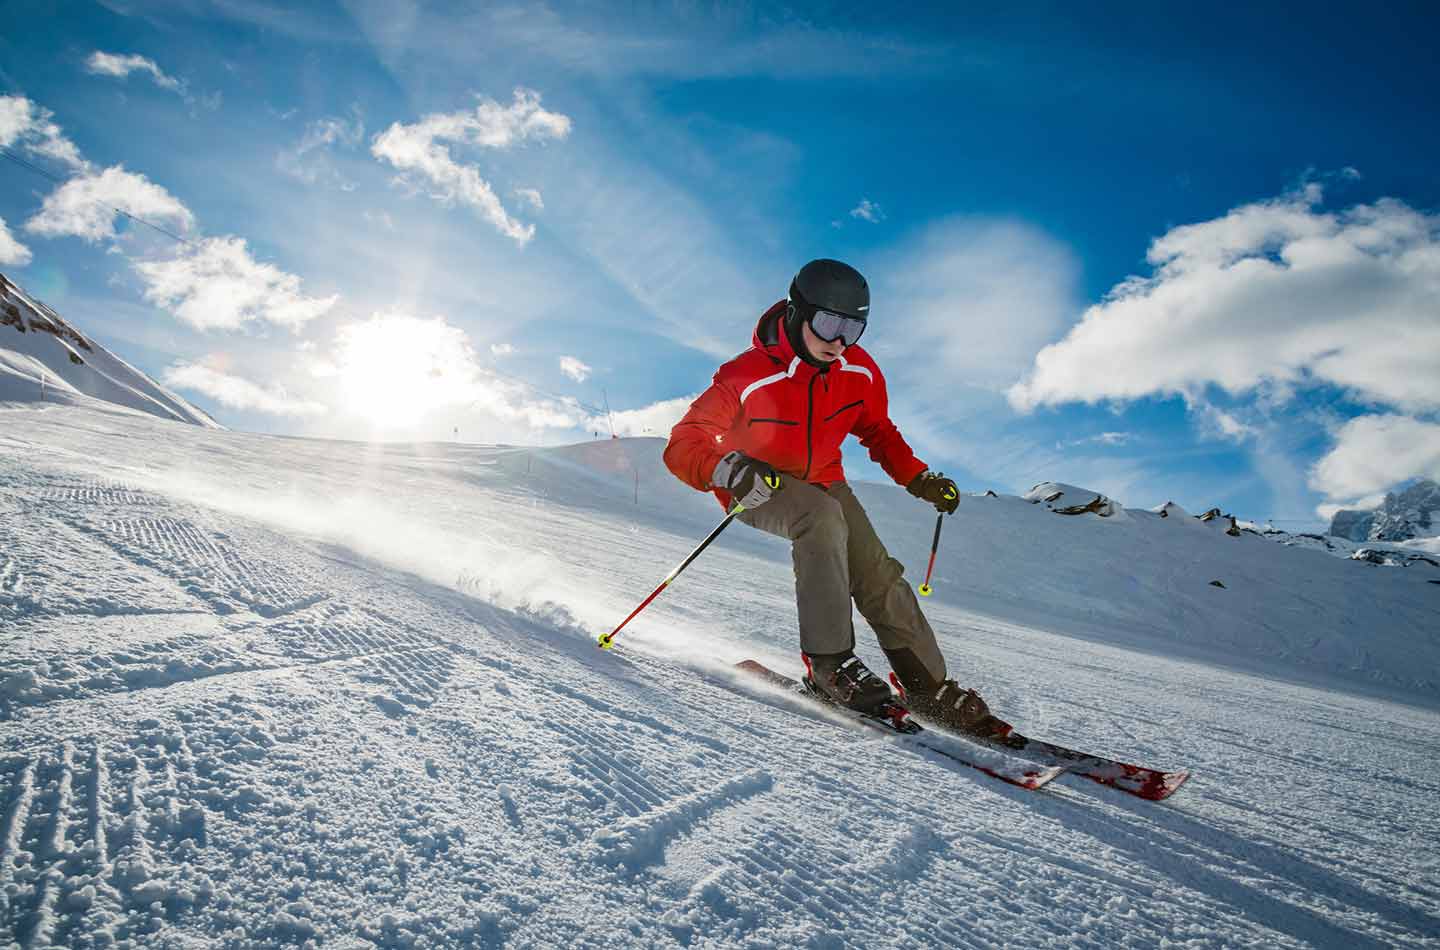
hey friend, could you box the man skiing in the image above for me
[663,259,1003,736]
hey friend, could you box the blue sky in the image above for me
[2,1,1438,529]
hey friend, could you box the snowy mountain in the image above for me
[2,406,1439,946]
[0,271,219,428]
[1329,479,1440,543]
[1330,507,1377,543]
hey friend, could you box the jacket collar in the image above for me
[753,300,828,378]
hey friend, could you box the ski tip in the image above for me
[1131,768,1192,801]
[1021,765,1066,790]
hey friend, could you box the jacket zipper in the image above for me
[802,373,820,480]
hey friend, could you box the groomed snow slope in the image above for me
[0,272,220,428]
[2,406,1438,947]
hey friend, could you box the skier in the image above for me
[663,259,1003,736]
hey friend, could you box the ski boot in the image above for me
[801,651,893,715]
[901,679,1013,741]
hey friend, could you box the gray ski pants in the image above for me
[738,479,947,684]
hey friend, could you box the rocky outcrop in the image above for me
[1330,479,1440,543]
[1024,482,1121,518]
[1329,508,1375,542]
[1352,548,1440,569]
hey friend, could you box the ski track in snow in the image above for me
[1,406,1438,947]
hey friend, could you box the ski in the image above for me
[880,675,1191,801]
[734,660,1063,791]
[985,731,1190,801]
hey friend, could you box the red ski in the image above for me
[988,731,1190,801]
[881,674,1191,801]
[734,660,1063,792]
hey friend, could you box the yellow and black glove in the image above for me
[907,471,959,514]
[712,451,783,509]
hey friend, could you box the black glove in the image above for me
[907,471,959,514]
[711,451,782,509]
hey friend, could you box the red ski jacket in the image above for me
[664,301,929,508]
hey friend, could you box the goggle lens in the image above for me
[807,308,867,346]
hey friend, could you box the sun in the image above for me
[331,313,480,428]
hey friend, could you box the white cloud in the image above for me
[342,2,951,82]
[25,165,195,242]
[513,187,544,211]
[1060,431,1133,449]
[8,95,334,340]
[1316,494,1385,522]
[135,236,338,331]
[84,51,219,113]
[490,342,514,357]
[85,51,184,93]
[1309,414,1440,503]
[371,88,571,244]
[1194,404,1259,444]
[559,355,591,382]
[849,198,884,223]
[0,95,88,171]
[163,360,328,416]
[876,217,1080,391]
[1009,186,1440,414]
[589,394,698,438]
[277,112,365,188]
[0,216,32,267]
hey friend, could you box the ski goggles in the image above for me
[806,308,867,347]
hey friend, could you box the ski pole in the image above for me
[917,483,958,596]
[597,488,767,649]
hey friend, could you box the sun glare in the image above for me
[333,313,481,428]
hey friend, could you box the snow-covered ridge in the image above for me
[0,271,220,428]
[1027,479,1440,571]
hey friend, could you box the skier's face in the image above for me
[800,317,847,363]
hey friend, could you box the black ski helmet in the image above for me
[789,259,869,320]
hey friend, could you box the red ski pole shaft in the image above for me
[598,504,746,649]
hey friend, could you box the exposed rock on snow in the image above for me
[1023,481,1122,518]
[1352,548,1440,569]
[0,271,219,428]
[1256,528,1359,556]
[1196,507,1242,537]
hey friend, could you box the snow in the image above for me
[2,404,1439,946]
[0,272,219,429]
